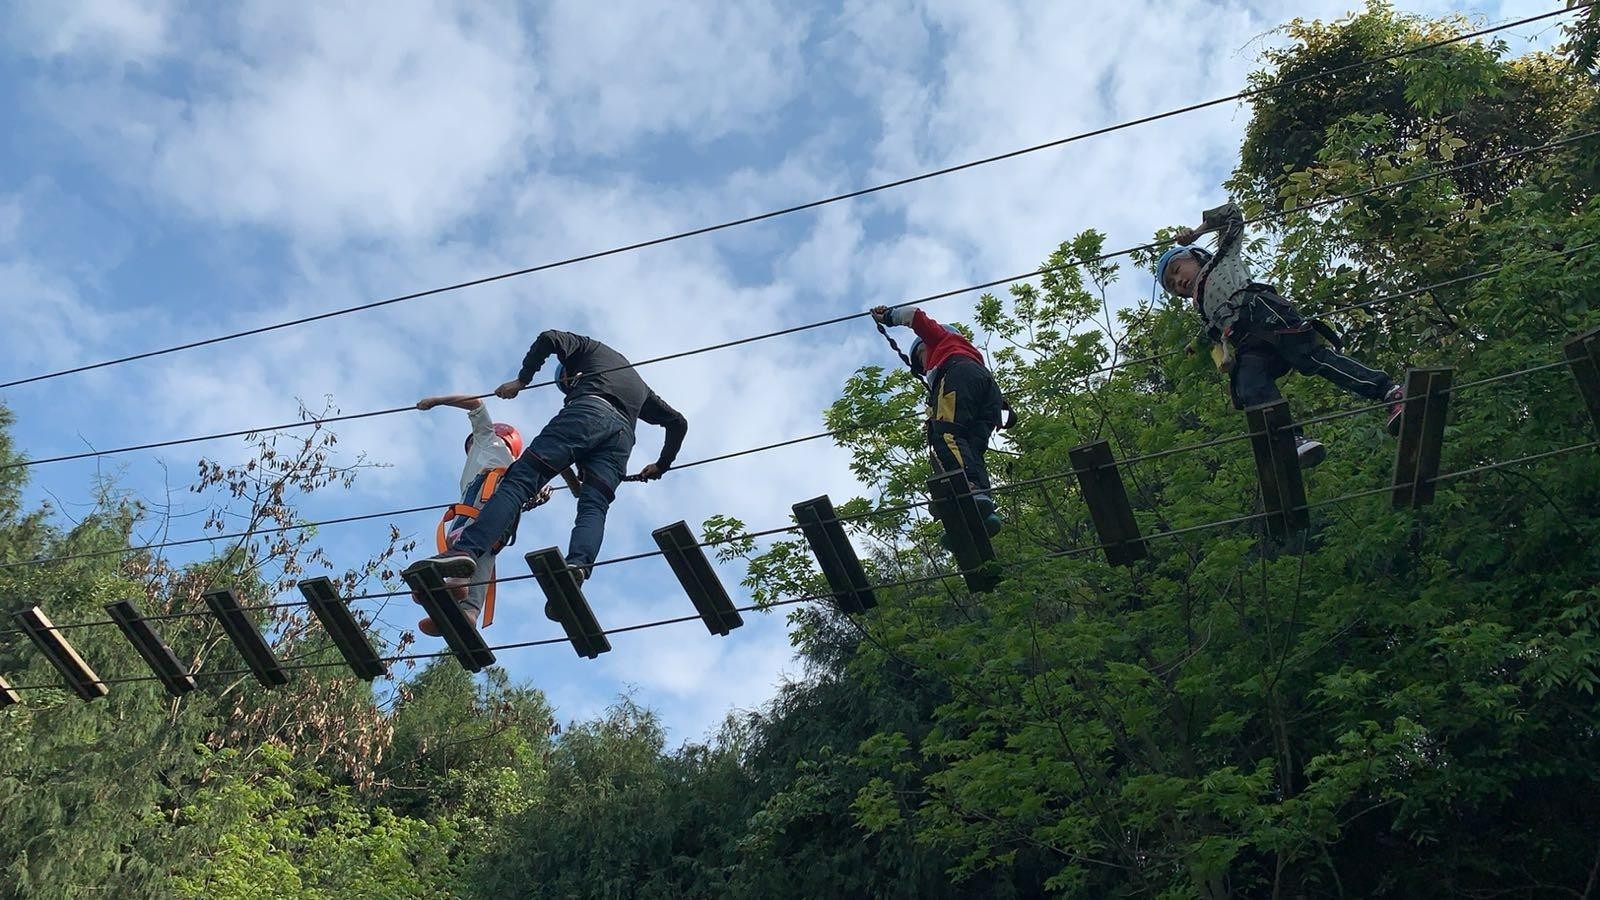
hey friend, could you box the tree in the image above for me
[715,8,1600,895]
[0,404,411,896]
[161,745,462,899]
[4,6,1599,897]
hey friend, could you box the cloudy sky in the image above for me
[0,0,1564,742]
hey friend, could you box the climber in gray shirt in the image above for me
[1156,201,1407,468]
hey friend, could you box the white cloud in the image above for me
[533,0,811,154]
[20,0,818,248]
[157,2,544,244]
[602,611,803,742]
[6,0,172,64]
[778,203,866,298]
[25,0,544,245]
[0,194,137,374]
[2,0,1562,744]
[0,261,117,372]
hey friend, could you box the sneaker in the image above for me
[545,566,587,621]
[402,549,477,581]
[1384,385,1406,436]
[418,603,480,637]
[1294,436,1326,469]
[972,493,1002,536]
[973,493,996,517]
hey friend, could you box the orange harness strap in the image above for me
[434,467,510,628]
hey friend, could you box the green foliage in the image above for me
[162,746,462,899]
[3,7,1600,897]
[705,7,1600,896]
[1235,3,1593,214]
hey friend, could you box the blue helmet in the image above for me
[1155,245,1211,296]
[553,362,571,394]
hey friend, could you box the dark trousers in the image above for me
[926,357,1002,496]
[450,396,635,573]
[1227,295,1394,411]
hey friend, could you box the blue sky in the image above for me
[0,0,1559,742]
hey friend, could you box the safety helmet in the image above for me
[907,338,926,377]
[554,362,572,394]
[1154,245,1212,296]
[907,325,962,378]
[464,423,524,459]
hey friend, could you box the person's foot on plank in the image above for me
[409,575,469,605]
[975,494,1003,537]
[1294,435,1326,468]
[545,566,586,621]
[402,549,477,580]
[419,602,479,637]
[414,575,475,635]
[1384,385,1406,436]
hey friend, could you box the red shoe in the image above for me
[416,589,476,637]
[419,599,480,636]
[409,576,469,605]
[1384,385,1406,436]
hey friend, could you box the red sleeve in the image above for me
[909,309,949,346]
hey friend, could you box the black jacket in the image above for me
[518,330,689,469]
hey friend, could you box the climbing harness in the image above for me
[434,468,518,628]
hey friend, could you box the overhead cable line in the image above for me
[0,2,1582,393]
[5,435,1594,695]
[0,351,1577,642]
[0,412,925,573]
[8,128,1595,472]
[8,237,1582,578]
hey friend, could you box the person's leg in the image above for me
[565,482,614,575]
[928,360,1004,538]
[1276,333,1404,434]
[446,448,557,560]
[928,415,982,488]
[459,553,493,617]
[407,403,594,576]
[966,419,1002,534]
[1230,348,1285,410]
[1238,340,1332,467]
[565,412,635,576]
[967,368,1005,532]
[927,361,985,483]
[965,421,996,493]
[1281,338,1394,401]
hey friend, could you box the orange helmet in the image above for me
[464,423,524,459]
[493,423,523,459]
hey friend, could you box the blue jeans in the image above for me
[450,396,635,574]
